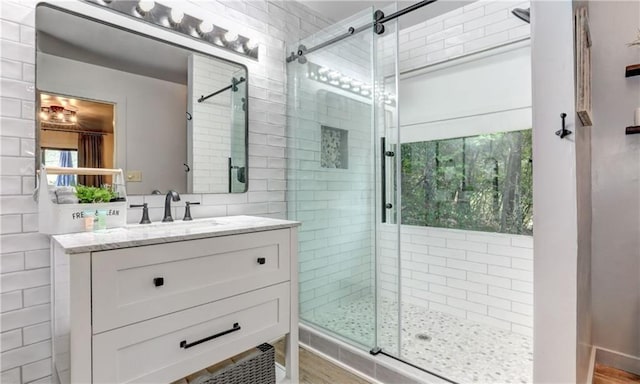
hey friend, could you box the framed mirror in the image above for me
[35,3,248,194]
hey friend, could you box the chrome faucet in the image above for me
[162,190,180,222]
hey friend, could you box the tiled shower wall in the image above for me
[292,90,373,321]
[379,225,533,336]
[378,0,531,75]
[0,1,330,382]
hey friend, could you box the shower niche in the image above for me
[321,126,349,169]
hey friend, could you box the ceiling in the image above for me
[299,0,474,30]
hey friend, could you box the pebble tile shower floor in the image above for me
[308,297,533,384]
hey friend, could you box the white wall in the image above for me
[400,44,531,128]
[37,53,188,195]
[531,1,586,382]
[0,1,331,383]
[590,0,640,371]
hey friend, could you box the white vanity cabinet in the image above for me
[50,216,300,384]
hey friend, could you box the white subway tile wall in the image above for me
[377,0,530,76]
[379,225,534,336]
[0,1,331,382]
[397,0,530,72]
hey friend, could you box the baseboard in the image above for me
[586,346,596,384]
[596,347,640,375]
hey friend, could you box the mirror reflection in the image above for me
[35,4,248,194]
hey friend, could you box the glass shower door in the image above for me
[379,2,534,383]
[372,2,401,360]
[286,7,379,349]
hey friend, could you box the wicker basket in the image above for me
[182,344,275,384]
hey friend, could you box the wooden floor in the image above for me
[594,364,640,384]
[274,339,372,384]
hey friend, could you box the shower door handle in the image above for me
[381,137,393,223]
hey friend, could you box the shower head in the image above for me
[511,7,530,24]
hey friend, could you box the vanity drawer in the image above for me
[92,282,290,384]
[92,229,291,333]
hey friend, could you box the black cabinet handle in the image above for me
[153,277,164,287]
[179,323,241,349]
[257,257,266,265]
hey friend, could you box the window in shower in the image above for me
[401,129,533,235]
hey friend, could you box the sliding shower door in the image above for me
[383,2,534,383]
[286,7,379,349]
[372,2,401,360]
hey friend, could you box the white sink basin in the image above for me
[126,218,221,230]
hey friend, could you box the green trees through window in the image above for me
[401,129,533,235]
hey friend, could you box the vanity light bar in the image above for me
[306,62,396,106]
[86,0,259,60]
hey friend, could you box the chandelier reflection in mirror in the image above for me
[40,105,78,126]
[87,0,259,60]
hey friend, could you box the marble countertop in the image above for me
[52,215,301,254]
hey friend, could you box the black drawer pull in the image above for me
[257,257,266,265]
[153,277,164,287]
[179,323,241,349]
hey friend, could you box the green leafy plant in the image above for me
[75,185,117,203]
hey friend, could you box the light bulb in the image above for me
[40,111,48,120]
[224,31,238,42]
[318,67,329,74]
[245,39,258,50]
[170,8,184,24]
[57,112,64,120]
[137,0,155,13]
[198,21,213,34]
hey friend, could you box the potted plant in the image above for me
[75,184,123,203]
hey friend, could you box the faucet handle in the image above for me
[130,203,151,224]
[183,202,200,221]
